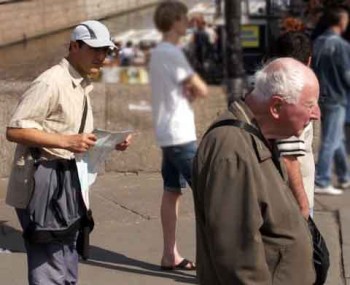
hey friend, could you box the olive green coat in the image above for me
[192,100,315,285]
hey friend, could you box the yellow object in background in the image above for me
[241,25,260,48]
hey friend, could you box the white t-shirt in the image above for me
[149,42,195,147]
[276,123,315,208]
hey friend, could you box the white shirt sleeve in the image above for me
[170,49,194,83]
[276,135,306,157]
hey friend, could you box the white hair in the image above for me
[251,58,306,104]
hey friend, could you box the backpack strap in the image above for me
[203,119,283,176]
[204,119,266,143]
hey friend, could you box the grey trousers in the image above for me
[16,209,79,285]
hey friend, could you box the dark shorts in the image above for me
[161,141,197,193]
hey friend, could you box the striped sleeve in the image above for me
[276,137,306,157]
[8,79,52,130]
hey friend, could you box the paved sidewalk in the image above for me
[315,189,350,285]
[0,173,349,284]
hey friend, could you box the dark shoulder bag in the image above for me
[308,217,330,285]
[75,95,94,260]
[204,119,330,285]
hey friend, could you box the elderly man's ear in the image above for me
[270,96,284,119]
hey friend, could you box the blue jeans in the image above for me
[161,141,197,192]
[316,104,350,187]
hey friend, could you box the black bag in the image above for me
[76,209,95,260]
[23,159,86,244]
[308,217,330,285]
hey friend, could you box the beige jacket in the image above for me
[192,100,315,285]
[6,59,93,209]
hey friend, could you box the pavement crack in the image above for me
[111,200,152,220]
[96,193,152,220]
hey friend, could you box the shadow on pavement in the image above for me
[0,221,25,253]
[0,222,197,283]
[82,245,197,284]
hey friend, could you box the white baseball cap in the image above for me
[71,20,116,49]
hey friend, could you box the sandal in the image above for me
[160,258,196,271]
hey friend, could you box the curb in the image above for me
[340,209,350,283]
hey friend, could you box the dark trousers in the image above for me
[16,208,79,285]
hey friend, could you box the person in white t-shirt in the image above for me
[149,0,208,271]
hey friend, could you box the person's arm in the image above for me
[6,79,96,153]
[6,128,96,153]
[171,48,208,101]
[183,73,208,101]
[282,155,310,219]
[276,133,309,218]
[201,153,271,283]
[337,40,350,87]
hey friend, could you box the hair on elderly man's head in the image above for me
[251,57,312,104]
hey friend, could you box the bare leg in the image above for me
[160,190,184,266]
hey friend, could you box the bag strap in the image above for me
[203,119,283,176]
[78,95,88,134]
[31,95,88,161]
[204,119,266,144]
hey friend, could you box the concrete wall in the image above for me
[0,82,226,180]
[0,0,159,47]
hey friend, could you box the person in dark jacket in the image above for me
[192,57,320,284]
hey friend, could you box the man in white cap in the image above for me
[6,20,130,285]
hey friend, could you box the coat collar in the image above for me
[60,58,92,90]
[229,100,278,167]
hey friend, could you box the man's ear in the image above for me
[70,41,80,53]
[307,56,312,67]
[270,95,284,119]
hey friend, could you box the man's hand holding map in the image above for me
[76,128,133,208]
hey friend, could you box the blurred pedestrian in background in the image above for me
[119,40,135,66]
[149,0,208,271]
[312,6,350,195]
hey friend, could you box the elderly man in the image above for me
[192,58,320,284]
[6,20,130,285]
